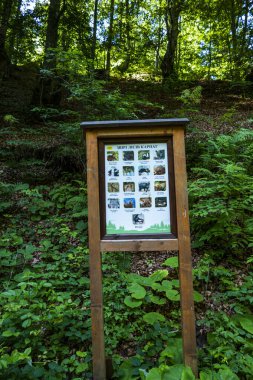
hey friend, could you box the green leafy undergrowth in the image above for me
[117,357,240,379]
[0,179,92,378]
[194,256,253,379]
[189,128,253,258]
[0,179,134,378]
[197,309,253,379]
[2,127,253,379]
[115,258,204,376]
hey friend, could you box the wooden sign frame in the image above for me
[98,136,177,240]
[81,119,197,379]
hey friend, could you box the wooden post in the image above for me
[86,131,106,379]
[82,119,197,379]
[173,127,198,376]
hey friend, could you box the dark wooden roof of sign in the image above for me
[81,118,190,130]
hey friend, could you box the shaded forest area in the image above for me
[1,0,253,379]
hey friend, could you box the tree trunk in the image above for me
[228,0,244,79]
[230,0,238,75]
[91,0,99,66]
[125,0,131,59]
[0,0,14,80]
[207,22,212,81]
[161,0,182,80]
[0,0,14,60]
[41,0,66,105]
[155,1,162,72]
[43,0,61,70]
[241,0,249,58]
[105,0,115,77]
[8,0,22,64]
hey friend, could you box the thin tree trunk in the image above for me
[0,0,14,57]
[106,0,115,76]
[41,0,66,105]
[91,0,99,66]
[124,0,131,71]
[119,0,123,43]
[0,0,14,80]
[161,0,182,80]
[8,0,22,64]
[241,0,249,56]
[207,22,212,81]
[175,14,181,74]
[43,0,61,70]
[155,0,162,72]
[229,0,240,79]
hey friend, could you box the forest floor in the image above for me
[1,78,253,378]
[1,78,253,184]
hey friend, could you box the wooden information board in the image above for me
[81,119,197,379]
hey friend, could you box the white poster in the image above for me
[104,142,171,235]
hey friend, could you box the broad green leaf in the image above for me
[200,370,219,380]
[155,280,175,293]
[22,319,31,328]
[182,366,196,380]
[160,338,183,364]
[193,291,204,302]
[145,368,162,380]
[171,279,180,287]
[76,220,87,231]
[2,330,20,337]
[162,365,196,380]
[163,257,179,268]
[238,316,253,334]
[139,369,148,380]
[149,294,166,305]
[149,270,168,283]
[42,282,52,287]
[166,289,180,301]
[24,348,31,355]
[218,367,239,380]
[0,359,8,369]
[0,249,12,257]
[143,312,165,325]
[42,240,52,249]
[124,296,142,308]
[24,244,36,255]
[162,364,184,380]
[13,236,23,245]
[151,282,163,291]
[127,273,152,287]
[15,183,29,191]
[128,282,146,299]
[161,280,173,290]
[119,359,138,379]
[76,362,88,373]
[76,351,87,358]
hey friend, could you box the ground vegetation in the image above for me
[1,0,253,378]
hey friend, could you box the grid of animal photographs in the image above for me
[105,143,171,232]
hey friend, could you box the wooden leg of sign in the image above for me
[178,239,198,376]
[89,248,106,380]
[173,128,198,377]
[86,130,106,380]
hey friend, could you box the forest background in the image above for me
[1,0,253,379]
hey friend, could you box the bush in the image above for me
[189,129,253,258]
